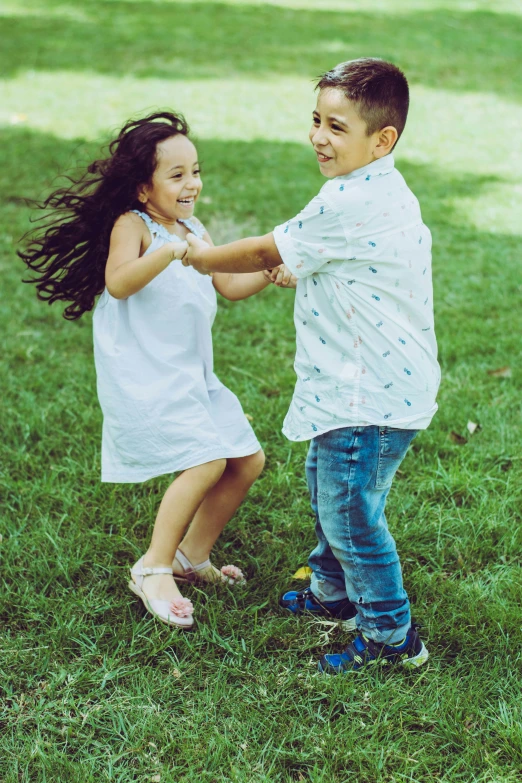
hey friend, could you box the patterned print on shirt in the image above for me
[272,155,439,442]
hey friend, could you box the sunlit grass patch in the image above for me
[7,0,522,15]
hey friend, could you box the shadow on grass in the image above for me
[4,123,522,367]
[3,127,522,724]
[5,127,522,516]
[0,125,507,228]
[1,1,521,99]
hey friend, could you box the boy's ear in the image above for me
[373,126,398,158]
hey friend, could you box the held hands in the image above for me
[169,240,189,262]
[179,234,297,287]
[181,233,211,274]
[263,264,297,288]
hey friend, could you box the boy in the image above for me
[184,58,440,672]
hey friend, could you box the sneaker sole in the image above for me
[317,642,429,674]
[401,642,429,668]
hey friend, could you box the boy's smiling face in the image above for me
[310,87,383,178]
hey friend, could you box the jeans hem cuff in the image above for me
[357,625,410,645]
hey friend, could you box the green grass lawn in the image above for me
[1,1,522,781]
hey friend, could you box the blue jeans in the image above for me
[307,426,418,644]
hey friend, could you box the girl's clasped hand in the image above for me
[19,111,295,630]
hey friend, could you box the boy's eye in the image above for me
[332,124,343,132]
[312,116,320,125]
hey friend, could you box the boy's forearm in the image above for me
[190,232,282,274]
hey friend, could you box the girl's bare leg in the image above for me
[138,458,226,603]
[175,450,265,568]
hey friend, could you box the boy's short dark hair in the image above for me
[316,58,409,142]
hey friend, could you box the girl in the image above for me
[20,111,288,629]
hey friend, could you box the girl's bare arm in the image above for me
[201,231,278,301]
[105,212,187,299]
[213,270,272,301]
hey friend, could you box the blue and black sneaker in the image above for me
[280,585,357,631]
[317,624,429,674]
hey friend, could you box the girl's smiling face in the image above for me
[138,134,202,226]
[309,87,380,178]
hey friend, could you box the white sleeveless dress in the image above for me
[92,211,261,483]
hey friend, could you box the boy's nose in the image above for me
[311,127,327,146]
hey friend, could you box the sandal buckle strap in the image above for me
[138,566,173,576]
[175,549,211,574]
[190,558,212,573]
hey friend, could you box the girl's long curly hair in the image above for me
[18,111,190,320]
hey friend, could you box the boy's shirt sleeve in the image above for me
[272,194,348,279]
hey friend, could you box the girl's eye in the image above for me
[312,117,320,125]
[171,173,183,179]
[332,124,343,132]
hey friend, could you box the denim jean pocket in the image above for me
[375,427,418,489]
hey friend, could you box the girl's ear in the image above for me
[137,185,148,204]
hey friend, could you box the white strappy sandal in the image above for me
[129,556,194,628]
[173,548,246,586]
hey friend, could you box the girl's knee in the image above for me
[252,449,266,477]
[208,457,227,481]
[190,458,227,487]
[236,449,265,482]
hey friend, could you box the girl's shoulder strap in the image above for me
[131,210,205,242]
[130,209,174,242]
[130,209,154,231]
[178,216,206,240]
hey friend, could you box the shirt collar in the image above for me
[337,154,395,182]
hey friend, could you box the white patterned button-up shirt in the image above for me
[272,154,440,442]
